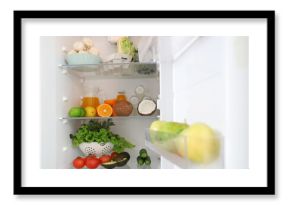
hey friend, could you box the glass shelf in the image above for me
[59,62,158,79]
[145,129,224,169]
[59,115,159,121]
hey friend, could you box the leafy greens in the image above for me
[70,119,135,153]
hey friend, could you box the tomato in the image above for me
[110,152,118,159]
[85,156,101,169]
[73,157,85,169]
[99,155,112,164]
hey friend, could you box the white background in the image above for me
[0,0,286,204]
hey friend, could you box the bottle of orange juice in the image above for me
[81,86,100,109]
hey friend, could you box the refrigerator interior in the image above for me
[40,36,249,169]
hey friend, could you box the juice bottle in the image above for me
[116,91,127,101]
[81,86,100,110]
[81,97,100,108]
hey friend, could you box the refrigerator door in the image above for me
[158,36,249,169]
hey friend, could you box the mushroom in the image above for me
[82,38,94,49]
[73,41,85,52]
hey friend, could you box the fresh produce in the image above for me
[149,120,189,142]
[83,38,93,49]
[144,157,151,166]
[136,148,151,166]
[175,123,220,164]
[68,107,86,117]
[73,41,85,52]
[85,156,101,169]
[110,151,118,159]
[97,104,113,117]
[70,119,135,153]
[69,38,99,55]
[139,149,148,158]
[137,99,157,116]
[137,156,144,166]
[102,152,130,169]
[104,99,117,107]
[104,99,117,116]
[113,100,133,116]
[117,37,137,59]
[99,155,112,164]
[73,157,85,169]
[102,161,117,169]
[84,106,97,117]
[112,152,130,167]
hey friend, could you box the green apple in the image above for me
[175,123,220,164]
[68,107,85,117]
[149,121,189,152]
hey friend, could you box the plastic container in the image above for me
[145,128,224,169]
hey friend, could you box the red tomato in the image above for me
[73,157,85,169]
[110,152,118,159]
[99,155,112,164]
[85,156,101,169]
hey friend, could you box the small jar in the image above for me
[116,91,127,101]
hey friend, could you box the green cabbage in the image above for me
[117,37,137,58]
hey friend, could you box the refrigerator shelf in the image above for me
[59,62,158,79]
[59,115,159,121]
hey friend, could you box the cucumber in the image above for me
[144,157,151,166]
[137,156,144,166]
[139,149,148,158]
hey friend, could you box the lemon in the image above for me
[84,106,97,117]
[175,123,220,164]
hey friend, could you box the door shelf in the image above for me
[145,129,224,169]
[59,62,158,79]
[59,115,159,121]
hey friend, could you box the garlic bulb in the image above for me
[88,47,99,56]
[82,38,93,49]
[73,41,85,51]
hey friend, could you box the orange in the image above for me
[104,99,117,117]
[97,104,113,117]
[104,99,117,107]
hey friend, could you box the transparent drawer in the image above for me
[145,129,224,169]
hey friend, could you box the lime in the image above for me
[68,107,83,117]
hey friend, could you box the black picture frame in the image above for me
[14,10,275,195]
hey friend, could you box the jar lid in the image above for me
[135,85,144,95]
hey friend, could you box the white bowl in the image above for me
[66,53,102,65]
